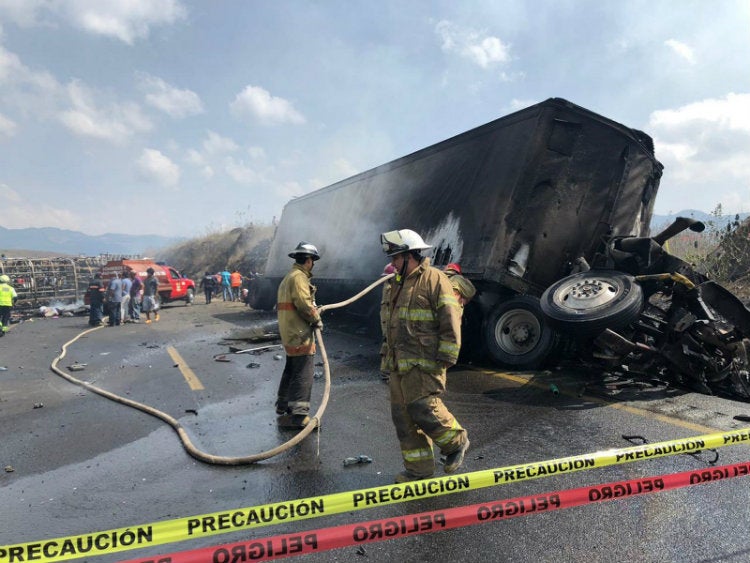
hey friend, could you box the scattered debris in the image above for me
[355,546,367,556]
[33,403,44,409]
[226,325,280,342]
[246,362,261,369]
[549,383,559,396]
[214,355,231,363]
[229,344,282,354]
[185,409,198,415]
[0,366,7,371]
[4,465,14,473]
[273,354,283,361]
[343,455,373,466]
[68,363,87,372]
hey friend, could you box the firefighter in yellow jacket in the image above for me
[275,242,323,429]
[0,274,18,336]
[380,229,470,483]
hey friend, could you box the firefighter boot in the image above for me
[277,414,311,429]
[443,439,470,473]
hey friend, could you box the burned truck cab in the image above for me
[253,98,662,370]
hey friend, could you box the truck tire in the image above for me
[248,277,276,311]
[483,295,557,369]
[540,270,643,338]
[185,288,195,306]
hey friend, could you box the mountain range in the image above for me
[1,210,748,257]
[0,225,183,257]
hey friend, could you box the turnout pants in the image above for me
[276,354,315,416]
[389,365,467,476]
[0,305,10,333]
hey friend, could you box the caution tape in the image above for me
[3,427,750,563]
[119,460,750,563]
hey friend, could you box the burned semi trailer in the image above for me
[251,98,663,369]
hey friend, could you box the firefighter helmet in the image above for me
[289,241,320,261]
[0,274,9,283]
[380,229,432,257]
[445,263,462,275]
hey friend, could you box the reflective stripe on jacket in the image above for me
[0,283,17,306]
[277,264,321,356]
[380,257,462,374]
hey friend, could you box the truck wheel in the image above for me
[483,295,557,369]
[540,270,643,338]
[248,278,276,311]
[185,288,195,306]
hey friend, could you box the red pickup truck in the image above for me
[99,259,196,306]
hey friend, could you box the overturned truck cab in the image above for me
[251,98,662,370]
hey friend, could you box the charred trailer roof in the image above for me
[263,98,662,306]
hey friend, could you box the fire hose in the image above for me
[49,273,394,465]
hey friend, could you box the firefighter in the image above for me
[87,273,106,327]
[0,274,18,336]
[450,273,476,308]
[380,229,470,483]
[275,241,323,429]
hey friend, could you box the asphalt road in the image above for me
[3,301,750,563]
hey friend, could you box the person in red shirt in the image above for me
[230,270,242,302]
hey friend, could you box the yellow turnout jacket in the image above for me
[380,257,462,374]
[277,264,321,356]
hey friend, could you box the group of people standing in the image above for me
[274,229,477,484]
[87,267,160,327]
[199,268,248,304]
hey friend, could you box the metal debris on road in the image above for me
[343,455,373,466]
[33,403,44,409]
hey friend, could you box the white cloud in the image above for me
[435,20,511,69]
[0,111,16,137]
[202,130,238,154]
[247,146,266,160]
[664,39,696,65]
[224,157,259,184]
[0,0,50,27]
[136,148,180,188]
[58,80,152,142]
[137,73,203,118]
[0,0,188,44]
[0,182,81,230]
[230,85,306,125]
[650,93,750,213]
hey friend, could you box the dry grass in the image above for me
[158,223,275,279]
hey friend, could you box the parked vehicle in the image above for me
[250,98,663,369]
[540,217,750,400]
[99,260,195,306]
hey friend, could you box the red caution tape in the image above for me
[122,461,750,563]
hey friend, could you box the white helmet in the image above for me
[288,241,321,261]
[380,229,432,257]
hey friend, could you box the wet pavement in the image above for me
[3,302,750,562]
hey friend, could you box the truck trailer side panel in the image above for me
[257,98,662,367]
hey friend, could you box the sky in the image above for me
[0,1,749,237]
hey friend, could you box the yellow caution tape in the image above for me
[2,427,749,563]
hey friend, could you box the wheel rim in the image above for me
[552,276,621,311]
[494,309,541,355]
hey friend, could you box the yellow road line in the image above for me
[475,369,720,434]
[167,345,205,390]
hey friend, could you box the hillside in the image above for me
[158,223,276,280]
[0,225,182,257]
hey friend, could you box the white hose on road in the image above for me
[49,273,394,465]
